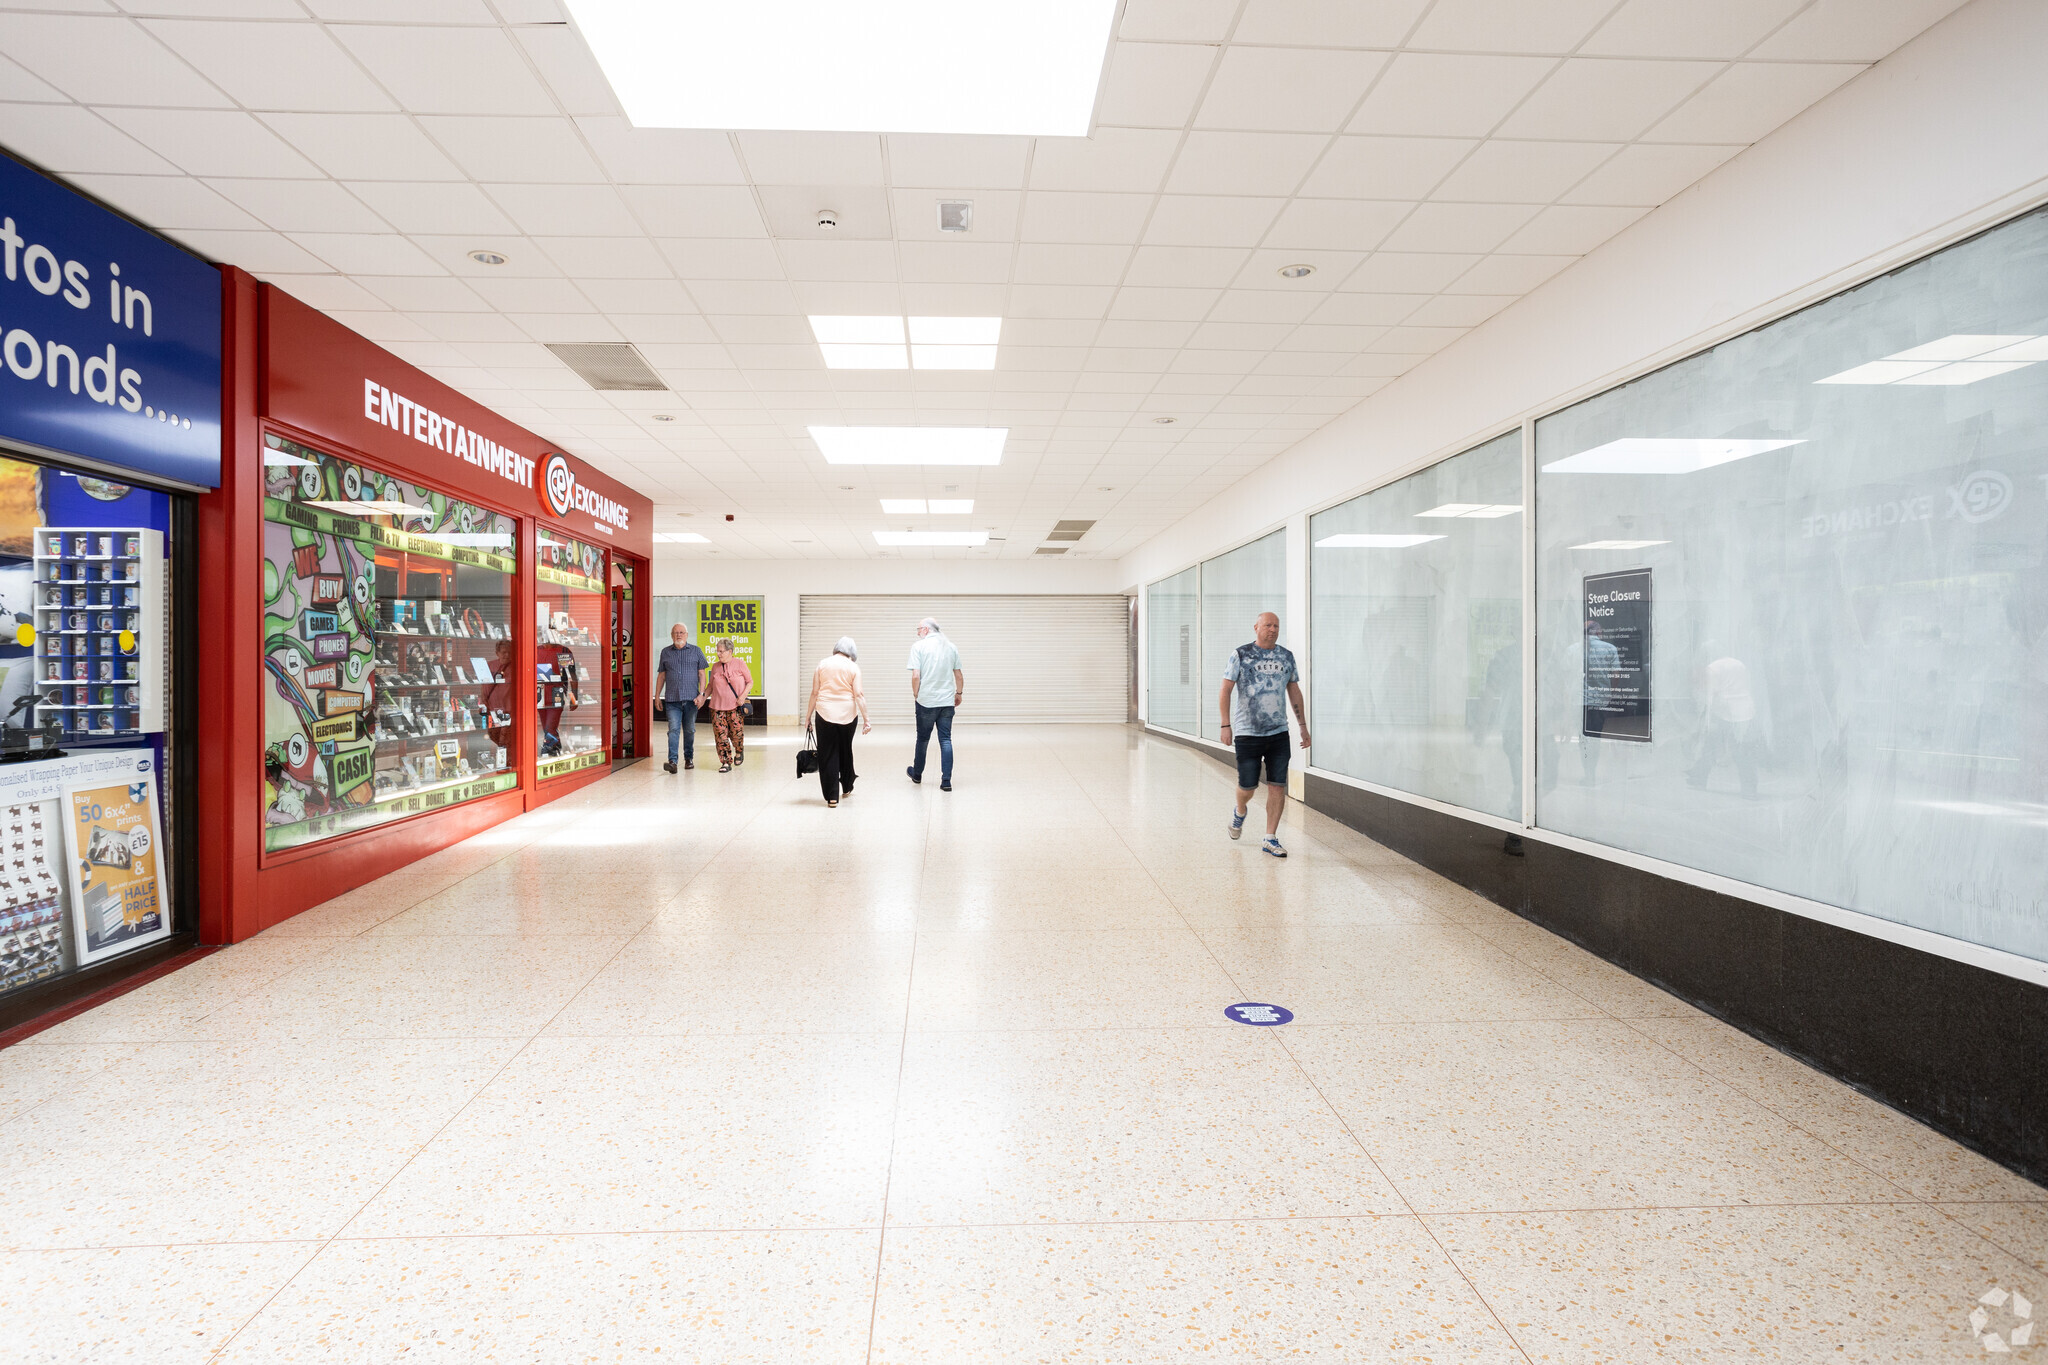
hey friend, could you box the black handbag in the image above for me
[796,729,818,776]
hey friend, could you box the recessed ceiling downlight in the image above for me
[468,249,508,265]
[1277,263,1316,279]
[562,0,1119,136]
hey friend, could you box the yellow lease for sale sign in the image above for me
[694,598,763,699]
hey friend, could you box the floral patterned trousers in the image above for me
[711,708,745,764]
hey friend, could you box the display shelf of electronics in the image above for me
[30,528,166,740]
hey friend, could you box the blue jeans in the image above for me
[913,703,954,781]
[665,698,696,764]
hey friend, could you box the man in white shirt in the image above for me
[906,617,964,791]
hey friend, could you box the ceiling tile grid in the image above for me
[0,0,1968,559]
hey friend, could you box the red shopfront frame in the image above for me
[196,274,652,943]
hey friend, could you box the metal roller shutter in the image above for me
[798,595,1130,725]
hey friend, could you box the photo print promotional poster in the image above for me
[63,764,166,966]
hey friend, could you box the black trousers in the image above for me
[813,715,858,800]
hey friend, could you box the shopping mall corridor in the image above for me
[4,725,2044,1362]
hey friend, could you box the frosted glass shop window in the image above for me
[1146,568,1200,736]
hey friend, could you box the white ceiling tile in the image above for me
[573,118,745,185]
[1207,289,1321,323]
[1019,192,1155,244]
[1280,323,1383,351]
[533,236,672,279]
[758,185,893,239]
[776,239,899,281]
[1233,0,1430,44]
[417,311,531,343]
[465,276,593,312]
[1093,41,1216,129]
[292,233,448,275]
[1125,245,1247,288]
[333,26,555,116]
[898,241,1014,283]
[659,238,782,278]
[0,14,226,107]
[629,187,768,239]
[1749,0,1967,61]
[1304,293,1423,326]
[1447,253,1576,294]
[302,0,496,19]
[258,113,465,181]
[0,52,66,102]
[1561,143,1740,206]
[1118,0,1238,42]
[710,315,813,345]
[1097,320,1197,347]
[414,235,555,276]
[1582,0,1806,60]
[101,109,318,177]
[1012,243,1130,286]
[1031,127,1182,193]
[1644,62,1863,144]
[1196,47,1388,133]
[488,184,641,236]
[610,311,714,340]
[1263,199,1408,251]
[1141,195,1285,247]
[1410,0,1616,50]
[1109,286,1222,321]
[1165,131,1329,196]
[169,229,327,273]
[143,20,394,112]
[885,134,1031,188]
[205,178,389,233]
[1301,136,1474,199]
[1498,59,1720,141]
[68,173,261,231]
[419,116,606,183]
[381,340,473,370]
[724,344,820,369]
[890,190,1022,242]
[902,282,1008,314]
[1432,140,1619,204]
[1348,55,1554,138]
[738,132,885,186]
[1371,325,1467,352]
[513,23,620,116]
[792,281,901,313]
[346,182,516,235]
[1342,253,1480,292]
[1376,202,1540,255]
[682,280,797,313]
[1403,293,1515,327]
[1007,284,1117,318]
[258,272,389,311]
[1003,318,1103,346]
[1186,320,1289,349]
[109,0,301,15]
[324,310,433,343]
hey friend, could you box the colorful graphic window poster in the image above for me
[64,770,167,966]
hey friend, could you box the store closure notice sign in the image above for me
[0,152,221,488]
[1582,569,1651,742]
[696,598,762,698]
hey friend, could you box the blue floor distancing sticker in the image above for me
[1226,1002,1293,1026]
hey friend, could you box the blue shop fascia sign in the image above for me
[0,149,220,490]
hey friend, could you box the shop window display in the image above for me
[261,433,518,852]
[535,529,607,779]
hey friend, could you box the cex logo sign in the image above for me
[537,452,629,531]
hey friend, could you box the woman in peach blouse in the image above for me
[806,637,870,806]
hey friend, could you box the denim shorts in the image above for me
[1233,730,1290,788]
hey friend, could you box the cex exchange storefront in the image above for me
[197,276,650,943]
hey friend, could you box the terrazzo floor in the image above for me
[4,724,2043,1362]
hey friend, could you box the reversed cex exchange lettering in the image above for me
[1226,1003,1293,1026]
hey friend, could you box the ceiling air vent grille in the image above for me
[1045,519,1095,542]
[545,343,667,391]
[1035,546,1069,555]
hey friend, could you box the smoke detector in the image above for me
[815,209,839,230]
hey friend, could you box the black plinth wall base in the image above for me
[1304,772,2048,1189]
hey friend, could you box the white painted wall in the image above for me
[1117,0,2048,595]
[650,552,1128,720]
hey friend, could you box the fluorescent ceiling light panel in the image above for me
[810,316,904,344]
[821,344,909,370]
[1313,534,1447,549]
[874,530,989,547]
[1416,503,1523,518]
[927,499,973,514]
[879,499,927,514]
[563,0,1118,136]
[810,426,1006,466]
[1817,334,2045,386]
[1572,540,1670,550]
[1541,438,1803,475]
[653,532,710,543]
[911,344,998,370]
[909,317,1001,345]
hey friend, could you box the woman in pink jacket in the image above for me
[705,638,753,773]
